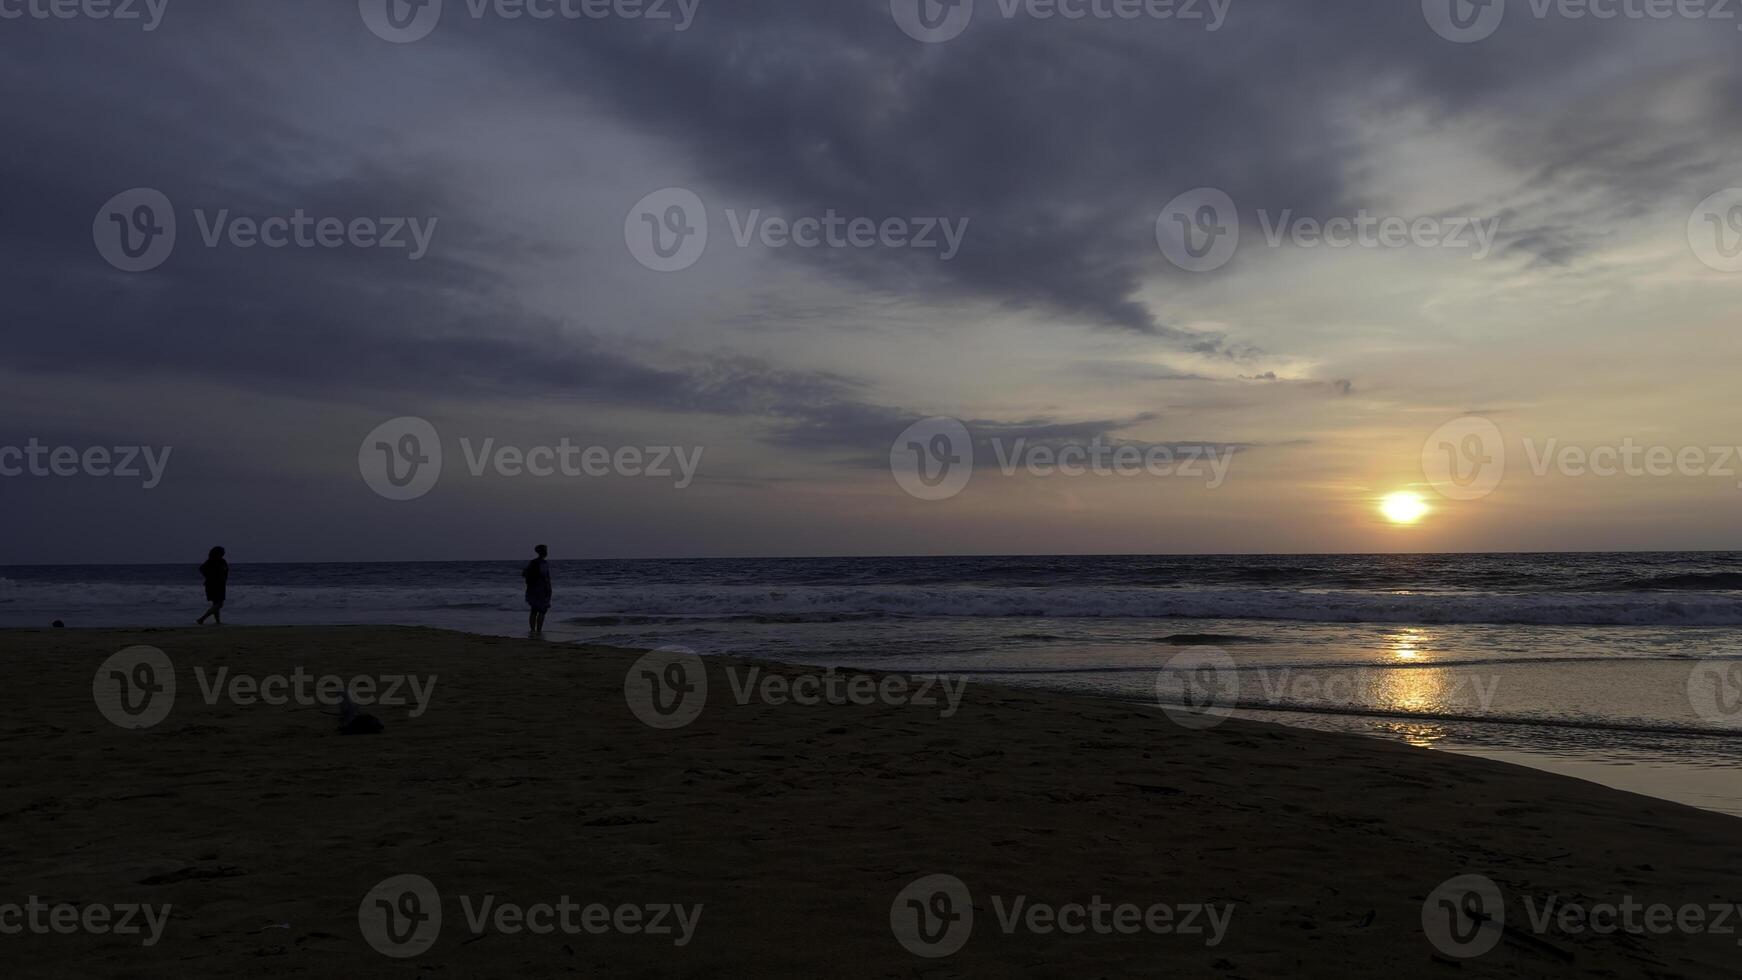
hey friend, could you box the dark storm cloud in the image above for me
[2,0,1737,407]
[0,15,1160,460]
[496,0,1742,326]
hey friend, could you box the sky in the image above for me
[2,0,1740,563]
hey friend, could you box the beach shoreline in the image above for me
[12,613,1741,816]
[3,626,1740,977]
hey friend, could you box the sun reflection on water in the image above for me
[1375,628,1467,741]
[1388,627,1428,661]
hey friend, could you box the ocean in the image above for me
[5,552,1740,814]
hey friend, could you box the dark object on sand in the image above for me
[51,620,64,629]
[337,694,384,736]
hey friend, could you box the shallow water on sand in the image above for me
[609,616,1742,817]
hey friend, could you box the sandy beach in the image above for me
[2,626,1739,977]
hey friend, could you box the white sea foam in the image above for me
[9,580,1742,628]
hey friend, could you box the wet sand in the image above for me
[2,626,1739,977]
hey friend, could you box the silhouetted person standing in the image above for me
[523,544,552,634]
[197,547,228,625]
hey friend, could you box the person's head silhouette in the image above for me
[208,546,225,560]
[534,544,548,558]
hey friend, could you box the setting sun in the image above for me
[1379,491,1430,525]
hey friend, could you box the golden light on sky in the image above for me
[1379,491,1430,525]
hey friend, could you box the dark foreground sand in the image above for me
[2,627,1739,978]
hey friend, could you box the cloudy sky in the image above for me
[2,0,1739,562]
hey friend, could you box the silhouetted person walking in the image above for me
[197,547,228,625]
[523,544,552,634]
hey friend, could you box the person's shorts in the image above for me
[526,596,551,613]
[205,592,226,606]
